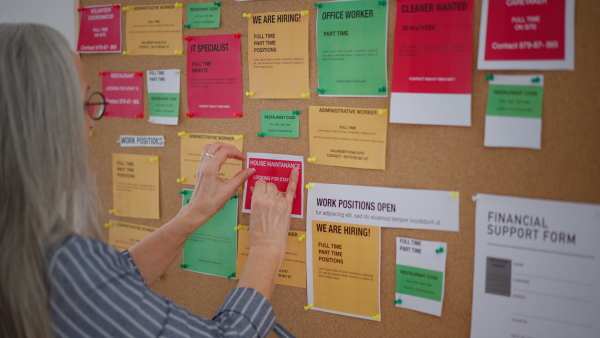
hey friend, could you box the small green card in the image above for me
[396,265,443,301]
[181,191,238,278]
[486,84,543,118]
[260,110,300,138]
[186,3,221,28]
[149,93,180,118]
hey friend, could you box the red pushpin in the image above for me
[185,113,193,117]
[234,112,243,117]
[233,33,242,38]
[98,72,106,76]
[77,7,85,12]
[112,4,120,8]
[135,114,143,118]
[135,72,143,77]
[183,36,192,41]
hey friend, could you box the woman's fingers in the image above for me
[285,168,298,206]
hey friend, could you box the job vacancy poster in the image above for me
[77,5,121,53]
[477,0,575,70]
[390,0,473,127]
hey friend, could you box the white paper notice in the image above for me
[484,75,544,150]
[118,135,165,147]
[471,194,600,338]
[147,69,180,125]
[306,183,460,231]
[395,237,447,317]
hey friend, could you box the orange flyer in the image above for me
[108,221,155,251]
[112,153,160,219]
[125,4,183,55]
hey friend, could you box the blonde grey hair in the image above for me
[0,23,102,337]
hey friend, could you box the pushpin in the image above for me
[316,88,325,94]
[436,247,445,254]
[150,157,158,162]
[122,51,130,55]
[239,185,244,190]
[378,109,388,115]
[112,4,121,9]
[234,112,243,117]
[135,114,143,118]
[243,13,252,18]
[304,304,313,310]
[257,132,266,137]
[394,299,403,305]
[378,86,387,93]
[177,178,186,183]
[104,222,113,227]
[174,3,183,8]
[234,135,243,140]
[180,264,188,268]
[301,93,310,98]
[532,77,541,83]
[178,131,186,136]
[450,192,459,198]
[174,50,183,55]
[307,157,316,163]
[313,3,322,8]
[298,234,306,241]
[108,209,116,214]
[378,0,387,5]
[486,74,494,81]
[230,195,238,200]
[301,10,309,16]
[182,24,191,28]
[89,131,94,136]
[245,91,255,97]
[227,272,236,279]
[98,72,106,76]
[178,190,186,194]
[135,72,143,76]
[292,110,300,115]
[305,183,314,189]
[372,314,381,321]
[233,33,242,38]
[214,2,221,7]
[122,6,131,11]
[234,225,243,231]
[183,36,192,41]
[185,113,193,117]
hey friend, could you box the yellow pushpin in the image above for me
[305,183,314,189]
[122,51,130,55]
[177,178,186,183]
[108,209,116,214]
[122,6,131,11]
[178,131,186,136]
[104,222,113,228]
[174,50,183,55]
[234,225,243,231]
[301,93,310,98]
[372,314,381,321]
[239,185,244,190]
[150,157,159,162]
[304,304,313,310]
[245,91,255,97]
[89,131,94,136]
[234,135,243,140]
[243,13,252,18]
[378,109,388,115]
[298,234,306,241]
[450,192,459,198]
[301,10,309,16]
[307,157,316,163]
[174,3,183,7]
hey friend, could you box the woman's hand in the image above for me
[178,142,255,234]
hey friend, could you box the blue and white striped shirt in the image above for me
[47,236,293,337]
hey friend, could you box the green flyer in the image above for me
[316,0,388,96]
[259,110,300,138]
[186,3,221,28]
[396,265,444,301]
[147,69,180,125]
[181,191,238,278]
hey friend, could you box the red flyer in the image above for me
[186,34,242,118]
[242,153,304,218]
[77,5,122,53]
[101,72,144,119]
[390,0,473,127]
[477,0,574,70]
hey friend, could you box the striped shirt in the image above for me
[47,235,294,338]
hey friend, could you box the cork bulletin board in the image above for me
[81,0,600,336]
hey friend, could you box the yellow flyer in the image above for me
[309,106,388,170]
[247,11,309,98]
[112,153,160,219]
[179,133,243,185]
[236,226,306,288]
[108,221,155,251]
[309,221,380,320]
[125,4,183,55]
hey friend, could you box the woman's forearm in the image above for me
[236,243,285,300]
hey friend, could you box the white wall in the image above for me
[0,0,78,49]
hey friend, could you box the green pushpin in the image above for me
[316,88,325,94]
[227,272,236,279]
[178,190,186,195]
[486,74,494,81]
[257,132,266,137]
[182,24,191,29]
[292,110,300,115]
[378,0,387,5]
[436,247,444,254]
[394,299,403,304]
[180,264,188,269]
[531,77,540,83]
[214,2,221,6]
[230,194,238,200]
[378,86,387,93]
[314,3,322,8]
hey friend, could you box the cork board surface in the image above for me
[81,0,600,337]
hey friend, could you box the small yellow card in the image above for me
[125,4,183,55]
[112,153,160,219]
[237,225,307,288]
[180,133,243,184]
[108,221,155,251]
[309,106,388,170]
[312,221,380,318]
[247,11,309,98]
